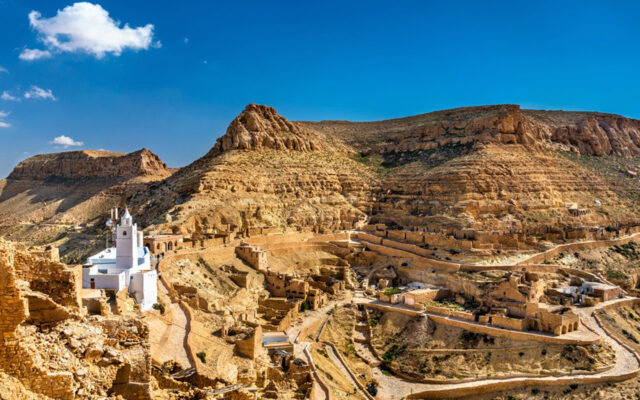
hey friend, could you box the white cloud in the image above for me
[0,66,7,73]
[24,2,157,59]
[0,110,10,128]
[19,48,52,60]
[24,85,57,100]
[1,91,19,101]
[50,135,83,147]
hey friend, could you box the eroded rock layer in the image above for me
[300,104,640,157]
[3,103,640,258]
[9,149,170,180]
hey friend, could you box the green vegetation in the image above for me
[427,300,465,312]
[350,152,388,174]
[196,351,207,364]
[300,300,311,312]
[622,329,640,344]
[344,341,356,355]
[369,318,379,327]
[380,142,474,170]
[152,302,165,314]
[611,242,640,259]
[379,364,393,376]
[382,344,406,363]
[607,269,629,281]
[383,288,401,296]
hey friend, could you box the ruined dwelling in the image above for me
[0,240,152,399]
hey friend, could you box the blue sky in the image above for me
[0,1,639,178]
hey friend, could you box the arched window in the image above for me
[122,230,127,236]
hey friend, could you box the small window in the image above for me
[123,230,127,236]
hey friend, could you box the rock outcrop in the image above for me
[301,104,640,157]
[208,104,326,156]
[8,148,170,181]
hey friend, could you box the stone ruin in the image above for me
[0,240,153,399]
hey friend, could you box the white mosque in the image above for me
[82,208,158,311]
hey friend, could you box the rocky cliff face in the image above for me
[301,104,640,157]
[297,104,640,233]
[207,104,328,156]
[8,148,170,181]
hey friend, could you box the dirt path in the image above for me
[289,292,371,399]
[325,343,370,399]
[149,282,194,369]
[347,299,640,399]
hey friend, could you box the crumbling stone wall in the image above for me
[0,242,75,399]
[235,243,267,270]
[12,251,81,308]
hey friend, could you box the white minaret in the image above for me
[116,208,138,269]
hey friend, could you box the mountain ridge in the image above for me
[3,103,640,262]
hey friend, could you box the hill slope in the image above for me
[3,104,640,260]
[0,149,172,261]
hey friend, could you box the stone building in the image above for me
[144,234,183,254]
[581,281,622,302]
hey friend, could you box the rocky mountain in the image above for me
[301,104,640,156]
[0,149,173,261]
[300,104,640,233]
[3,104,640,259]
[8,149,170,181]
[207,103,329,155]
[131,104,374,238]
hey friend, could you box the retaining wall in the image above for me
[304,344,334,400]
[366,303,600,345]
[517,233,640,265]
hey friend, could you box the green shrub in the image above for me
[383,288,401,296]
[196,351,206,364]
[344,341,356,355]
[607,270,629,280]
[152,302,165,314]
[382,344,405,363]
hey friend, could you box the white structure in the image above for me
[82,208,157,311]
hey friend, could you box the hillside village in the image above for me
[3,104,640,400]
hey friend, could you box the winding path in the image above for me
[149,279,194,369]
[351,299,640,399]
